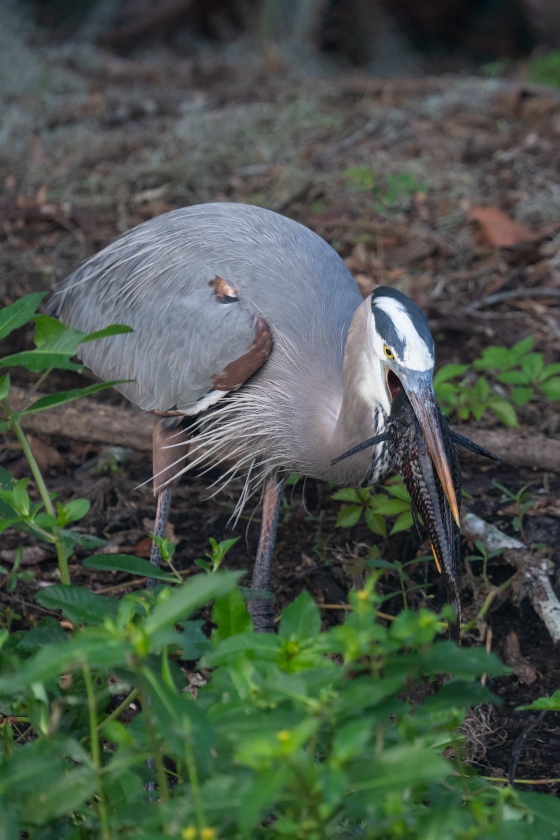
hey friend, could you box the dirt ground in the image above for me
[2,20,560,790]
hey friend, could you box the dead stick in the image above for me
[6,387,560,474]
[7,386,152,452]
[462,511,560,645]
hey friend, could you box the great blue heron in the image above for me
[48,203,490,635]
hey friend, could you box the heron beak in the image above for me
[403,382,461,529]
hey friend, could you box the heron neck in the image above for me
[327,296,390,484]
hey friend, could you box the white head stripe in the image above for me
[373,296,434,372]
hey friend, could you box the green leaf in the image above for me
[433,364,469,384]
[333,718,373,762]
[80,323,134,343]
[83,553,176,582]
[539,362,560,380]
[0,293,45,341]
[390,511,414,534]
[511,387,533,407]
[335,504,362,528]
[474,346,511,371]
[238,767,290,835]
[495,370,530,385]
[370,497,410,516]
[510,335,535,359]
[21,381,124,415]
[364,508,387,536]
[518,690,560,711]
[0,633,130,694]
[488,398,519,427]
[35,584,121,624]
[517,791,560,828]
[279,591,321,640]
[540,376,560,401]
[33,314,85,352]
[176,620,212,660]
[383,480,410,501]
[59,498,90,525]
[212,587,252,640]
[144,570,243,636]
[0,350,82,373]
[0,374,10,401]
[350,745,448,793]
[331,488,362,503]
[520,352,543,380]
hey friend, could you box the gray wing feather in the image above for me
[48,245,265,412]
[47,203,362,420]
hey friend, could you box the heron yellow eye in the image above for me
[383,345,394,360]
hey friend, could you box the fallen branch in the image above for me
[450,426,560,474]
[7,386,152,453]
[5,388,560,474]
[462,512,560,645]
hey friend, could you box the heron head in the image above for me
[370,286,459,527]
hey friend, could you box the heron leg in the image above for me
[149,486,172,567]
[148,418,188,581]
[248,474,285,633]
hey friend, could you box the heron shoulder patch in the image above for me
[210,275,240,303]
[212,316,272,391]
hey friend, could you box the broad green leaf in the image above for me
[370,497,410,516]
[364,508,386,536]
[417,641,511,678]
[0,293,44,341]
[390,510,414,534]
[383,480,410,501]
[33,314,84,352]
[488,398,519,427]
[335,504,362,528]
[0,374,10,401]
[520,352,543,380]
[80,323,134,343]
[539,362,560,380]
[495,370,530,385]
[0,632,129,693]
[511,386,533,406]
[332,718,373,762]
[350,744,448,793]
[59,498,90,525]
[433,364,469,384]
[0,350,82,373]
[279,591,321,640]
[238,767,290,835]
[331,488,362,503]
[517,791,560,828]
[540,376,560,401]
[212,587,251,640]
[59,528,106,554]
[176,620,212,660]
[36,584,121,624]
[510,335,535,359]
[21,381,123,415]
[83,553,176,582]
[518,690,560,711]
[474,346,511,371]
[144,570,243,636]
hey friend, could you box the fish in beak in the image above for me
[388,389,462,640]
[331,388,500,642]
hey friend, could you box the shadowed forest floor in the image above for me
[2,25,560,789]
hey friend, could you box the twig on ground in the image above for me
[462,511,560,645]
[461,288,560,315]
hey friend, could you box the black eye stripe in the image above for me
[371,286,434,356]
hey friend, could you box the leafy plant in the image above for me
[333,475,413,537]
[1,294,560,837]
[341,166,427,214]
[0,293,131,585]
[528,50,560,88]
[434,336,560,426]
